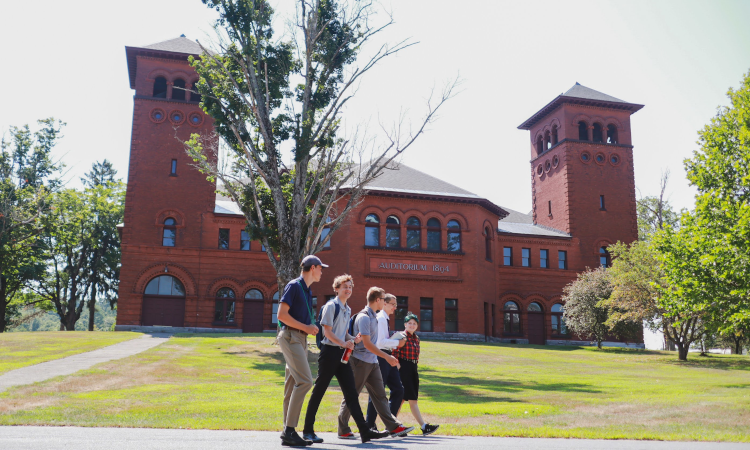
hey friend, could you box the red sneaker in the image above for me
[389,426,415,437]
[338,432,357,440]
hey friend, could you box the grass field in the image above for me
[0,332,141,375]
[0,334,749,441]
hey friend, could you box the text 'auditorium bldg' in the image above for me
[116,37,644,347]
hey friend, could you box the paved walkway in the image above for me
[0,428,746,450]
[0,333,170,393]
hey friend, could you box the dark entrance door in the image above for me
[527,313,544,344]
[483,302,490,341]
[242,300,264,333]
[142,296,185,327]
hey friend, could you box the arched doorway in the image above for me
[527,302,545,345]
[142,275,186,327]
[243,289,264,333]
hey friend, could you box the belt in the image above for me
[382,349,392,355]
[282,325,308,335]
[398,357,419,364]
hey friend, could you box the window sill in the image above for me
[211,322,239,327]
[363,246,464,256]
[169,174,178,177]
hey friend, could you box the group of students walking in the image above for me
[276,255,439,446]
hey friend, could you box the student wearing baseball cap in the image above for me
[276,255,328,447]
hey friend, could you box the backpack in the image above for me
[315,300,341,349]
[348,308,367,337]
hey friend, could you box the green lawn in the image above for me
[1,334,749,442]
[0,331,140,375]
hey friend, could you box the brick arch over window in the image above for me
[571,115,592,127]
[147,69,171,82]
[481,220,496,239]
[154,209,187,228]
[239,280,277,299]
[358,206,386,223]
[604,117,623,130]
[206,277,243,297]
[593,238,613,255]
[523,295,548,312]
[443,213,469,231]
[134,263,197,296]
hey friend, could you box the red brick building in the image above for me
[116,37,644,347]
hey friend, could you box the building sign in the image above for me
[369,257,459,278]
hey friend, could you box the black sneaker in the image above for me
[302,433,323,444]
[280,429,312,447]
[360,428,390,443]
[421,424,439,435]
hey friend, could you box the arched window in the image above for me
[592,123,603,143]
[172,78,186,101]
[162,218,176,247]
[426,218,441,250]
[607,124,618,144]
[600,247,610,268]
[447,220,461,252]
[503,301,520,334]
[144,275,185,296]
[578,121,588,141]
[406,217,421,249]
[536,136,544,155]
[190,80,201,103]
[551,125,559,145]
[215,287,236,324]
[153,77,167,98]
[272,291,280,324]
[245,289,263,300]
[544,130,551,150]
[484,227,492,261]
[551,303,568,335]
[528,302,542,312]
[365,214,379,246]
[385,215,401,248]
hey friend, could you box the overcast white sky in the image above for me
[2,0,749,214]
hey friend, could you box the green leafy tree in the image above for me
[0,118,63,332]
[185,0,457,287]
[81,160,124,331]
[605,240,704,360]
[561,267,640,349]
[32,174,124,331]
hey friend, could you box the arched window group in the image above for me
[502,301,569,336]
[364,214,461,252]
[152,76,201,102]
[577,120,620,144]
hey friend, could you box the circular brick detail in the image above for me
[580,151,591,164]
[150,108,166,124]
[609,153,621,166]
[169,110,186,125]
[544,159,552,173]
[552,155,560,169]
[188,112,204,127]
[594,152,606,165]
[536,164,544,177]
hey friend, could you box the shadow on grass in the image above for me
[663,356,750,371]
[419,368,601,402]
[173,333,273,338]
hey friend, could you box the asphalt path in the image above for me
[0,333,170,393]
[0,427,747,450]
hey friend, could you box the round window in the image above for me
[537,164,544,176]
[150,108,167,124]
[552,155,560,168]
[610,154,620,165]
[155,112,162,119]
[544,160,551,172]
[595,153,606,164]
[580,151,591,163]
[174,115,181,121]
[169,110,186,125]
[192,116,199,123]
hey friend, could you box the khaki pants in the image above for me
[338,356,403,434]
[278,329,313,428]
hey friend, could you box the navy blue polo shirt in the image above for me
[280,276,314,326]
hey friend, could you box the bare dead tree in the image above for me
[185,0,459,287]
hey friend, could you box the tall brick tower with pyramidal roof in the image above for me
[518,83,644,270]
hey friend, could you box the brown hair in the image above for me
[332,274,354,290]
[384,293,397,304]
[367,286,386,304]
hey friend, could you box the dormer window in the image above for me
[153,77,167,98]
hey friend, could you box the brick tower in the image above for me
[518,83,643,269]
[117,36,215,327]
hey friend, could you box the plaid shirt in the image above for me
[392,331,420,363]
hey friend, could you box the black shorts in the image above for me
[398,358,419,401]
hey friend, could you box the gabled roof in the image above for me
[125,35,207,89]
[496,207,570,238]
[518,83,644,130]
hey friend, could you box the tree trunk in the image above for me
[597,339,603,349]
[677,343,689,361]
[276,253,300,295]
[0,274,7,333]
[733,337,742,355]
[88,287,96,331]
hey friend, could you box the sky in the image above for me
[2,0,749,215]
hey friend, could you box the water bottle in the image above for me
[341,347,353,364]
